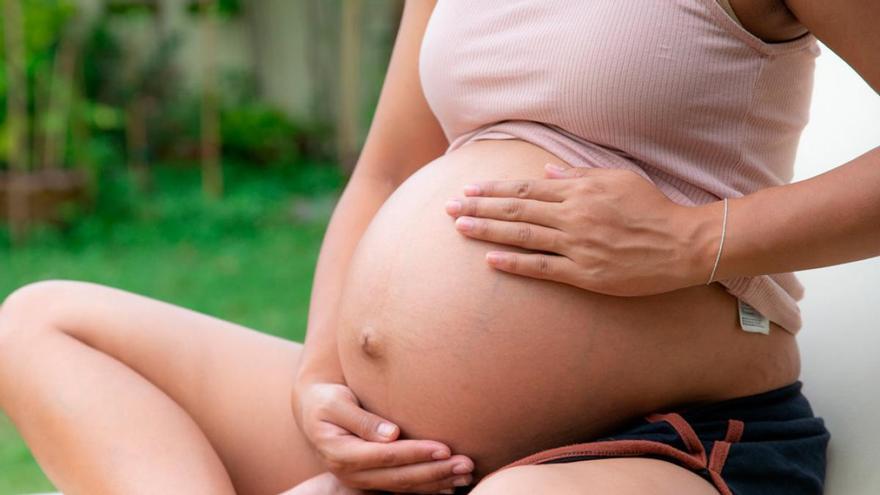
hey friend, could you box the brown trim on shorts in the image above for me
[482,412,745,495]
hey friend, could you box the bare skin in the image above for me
[0,280,319,494]
[0,0,876,494]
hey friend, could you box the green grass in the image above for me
[0,160,343,494]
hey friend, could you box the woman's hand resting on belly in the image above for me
[445,160,720,297]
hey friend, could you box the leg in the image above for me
[470,458,722,495]
[0,280,326,495]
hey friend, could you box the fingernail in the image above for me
[545,163,566,173]
[463,184,481,195]
[456,217,475,231]
[453,475,472,486]
[377,422,396,437]
[432,449,451,460]
[452,462,473,475]
[439,489,455,495]
[445,200,462,215]
[486,252,507,265]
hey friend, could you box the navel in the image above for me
[358,324,384,359]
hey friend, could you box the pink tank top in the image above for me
[419,0,821,335]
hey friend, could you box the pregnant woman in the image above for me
[0,1,877,494]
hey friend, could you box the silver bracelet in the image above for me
[707,197,728,285]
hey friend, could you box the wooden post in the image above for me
[41,19,85,171]
[305,0,337,128]
[3,0,30,243]
[125,95,150,190]
[337,0,363,174]
[200,0,222,199]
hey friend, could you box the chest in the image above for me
[419,0,767,139]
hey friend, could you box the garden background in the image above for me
[0,0,402,492]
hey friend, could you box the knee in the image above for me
[0,280,75,345]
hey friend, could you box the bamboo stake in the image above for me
[200,0,222,199]
[41,19,85,171]
[337,0,363,174]
[125,95,150,190]
[3,0,30,243]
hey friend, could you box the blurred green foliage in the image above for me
[0,0,76,161]
[184,0,241,16]
[1,0,334,176]
[153,81,334,167]
[221,102,304,164]
[0,0,76,56]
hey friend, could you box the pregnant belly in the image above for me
[336,139,800,478]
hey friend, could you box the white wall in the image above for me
[792,42,880,494]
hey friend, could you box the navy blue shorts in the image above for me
[477,380,830,494]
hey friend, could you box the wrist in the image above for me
[292,362,345,413]
[683,199,728,286]
[295,366,345,391]
[291,371,345,441]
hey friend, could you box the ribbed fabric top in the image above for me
[419,0,821,335]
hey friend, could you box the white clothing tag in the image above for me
[738,299,770,334]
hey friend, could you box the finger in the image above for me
[486,251,582,286]
[345,455,474,493]
[445,196,560,228]
[326,396,401,442]
[544,162,594,179]
[374,472,474,495]
[463,178,567,201]
[454,217,566,253]
[320,434,453,473]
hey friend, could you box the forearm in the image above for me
[692,145,880,282]
[295,170,398,385]
[293,0,449,388]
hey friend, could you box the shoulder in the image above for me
[783,0,880,92]
[729,0,879,93]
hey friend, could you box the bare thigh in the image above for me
[471,458,722,495]
[0,280,325,494]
